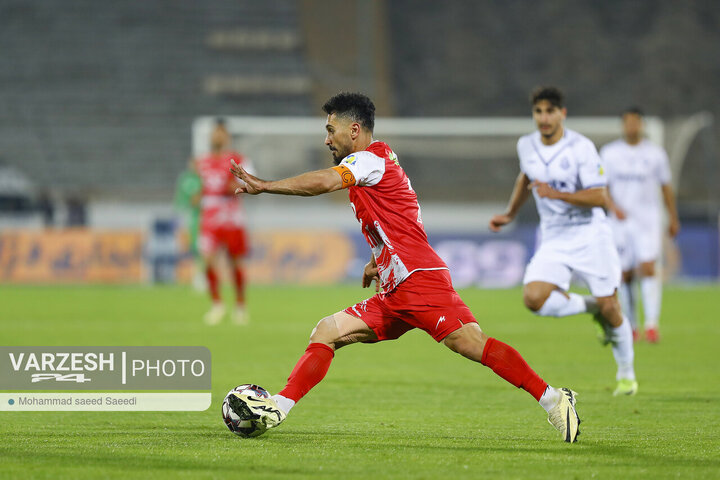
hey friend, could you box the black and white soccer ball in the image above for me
[222,384,271,438]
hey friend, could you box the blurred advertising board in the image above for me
[175,229,355,285]
[247,230,355,284]
[0,229,143,284]
[1,225,717,285]
[176,228,538,288]
[167,224,720,286]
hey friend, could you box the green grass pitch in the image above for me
[0,283,719,479]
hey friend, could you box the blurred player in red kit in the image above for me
[196,119,253,325]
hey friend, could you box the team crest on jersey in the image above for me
[560,157,570,170]
[597,164,605,176]
[345,154,357,165]
[389,151,400,166]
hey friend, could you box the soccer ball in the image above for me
[222,384,271,438]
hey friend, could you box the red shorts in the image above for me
[344,269,478,343]
[199,227,248,257]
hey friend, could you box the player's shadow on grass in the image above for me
[3,448,317,477]
[249,430,720,469]
[11,429,720,474]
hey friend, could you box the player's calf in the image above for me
[528,290,589,318]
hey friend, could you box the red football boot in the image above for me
[645,327,660,344]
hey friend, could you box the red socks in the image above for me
[206,266,220,302]
[205,265,245,304]
[276,338,546,405]
[233,266,246,304]
[481,337,548,401]
[278,343,335,402]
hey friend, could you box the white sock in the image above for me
[611,316,636,381]
[537,291,587,317]
[538,385,561,413]
[641,276,661,329]
[271,394,295,414]
[618,281,637,330]
[618,280,637,329]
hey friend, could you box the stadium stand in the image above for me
[0,0,313,198]
[0,0,717,216]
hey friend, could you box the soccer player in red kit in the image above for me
[227,93,580,442]
[196,120,252,325]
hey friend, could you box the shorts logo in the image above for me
[435,315,446,329]
[351,300,369,318]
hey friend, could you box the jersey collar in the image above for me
[531,130,570,166]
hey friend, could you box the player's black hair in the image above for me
[530,86,565,108]
[622,106,644,117]
[322,92,375,132]
[214,117,227,127]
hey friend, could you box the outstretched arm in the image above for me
[230,160,344,196]
[530,181,609,208]
[489,172,531,232]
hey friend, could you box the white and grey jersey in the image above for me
[600,138,671,227]
[518,129,608,235]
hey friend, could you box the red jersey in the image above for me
[196,151,248,229]
[338,141,448,292]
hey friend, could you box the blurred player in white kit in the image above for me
[490,86,638,396]
[600,107,680,343]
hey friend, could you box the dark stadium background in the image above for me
[1,3,720,478]
[0,0,717,283]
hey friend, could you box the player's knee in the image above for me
[229,253,246,267]
[597,299,622,328]
[444,326,488,362]
[523,290,548,313]
[639,263,655,277]
[622,270,634,283]
[309,316,339,347]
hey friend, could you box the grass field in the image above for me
[0,283,719,479]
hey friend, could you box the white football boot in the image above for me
[547,388,580,443]
[233,305,249,325]
[203,303,225,326]
[227,393,287,430]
